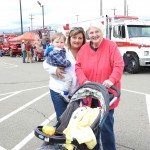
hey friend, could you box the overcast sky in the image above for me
[0,0,150,33]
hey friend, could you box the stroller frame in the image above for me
[35,82,120,150]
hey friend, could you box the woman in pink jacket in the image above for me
[75,21,124,150]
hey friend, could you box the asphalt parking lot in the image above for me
[0,56,150,150]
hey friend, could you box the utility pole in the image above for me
[112,8,117,16]
[19,0,23,34]
[100,0,103,16]
[124,0,127,16]
[126,4,129,16]
[28,27,30,32]
[29,14,34,31]
[76,14,79,22]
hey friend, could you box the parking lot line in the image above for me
[122,88,150,124]
[0,91,49,123]
[122,88,146,95]
[146,95,150,124]
[0,146,7,150]
[0,85,48,96]
[0,91,21,102]
[0,62,18,68]
[11,113,56,150]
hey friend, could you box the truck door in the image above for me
[112,25,126,39]
[111,25,127,56]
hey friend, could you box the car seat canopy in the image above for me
[71,87,106,110]
[70,82,110,110]
[56,82,110,133]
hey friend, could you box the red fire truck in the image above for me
[0,34,22,57]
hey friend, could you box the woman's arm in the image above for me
[43,60,65,78]
[108,44,124,84]
[43,60,56,74]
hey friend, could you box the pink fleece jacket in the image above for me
[75,38,124,109]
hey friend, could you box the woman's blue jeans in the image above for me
[94,109,116,150]
[50,89,68,120]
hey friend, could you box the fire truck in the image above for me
[0,34,22,57]
[66,15,150,73]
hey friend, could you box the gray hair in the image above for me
[86,20,104,35]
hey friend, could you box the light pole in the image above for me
[37,1,44,29]
[19,0,23,34]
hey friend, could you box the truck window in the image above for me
[118,26,126,38]
[121,25,126,38]
[113,25,126,38]
[113,26,118,38]
[127,25,150,37]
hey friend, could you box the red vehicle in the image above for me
[35,49,44,62]
[0,34,22,57]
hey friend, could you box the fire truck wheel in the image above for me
[124,53,140,74]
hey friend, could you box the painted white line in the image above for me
[0,85,48,96]
[0,62,18,68]
[0,146,7,150]
[11,113,56,150]
[0,91,49,123]
[123,89,150,124]
[146,94,150,124]
[122,88,146,95]
[0,91,21,102]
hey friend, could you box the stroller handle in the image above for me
[34,126,66,144]
[35,126,91,150]
[109,85,121,106]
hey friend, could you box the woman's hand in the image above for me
[56,67,65,78]
[103,80,113,88]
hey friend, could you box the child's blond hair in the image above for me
[51,32,66,43]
